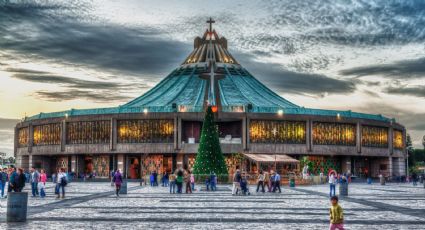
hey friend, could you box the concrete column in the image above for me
[174,115,178,150]
[71,155,77,173]
[28,124,33,153]
[117,154,125,174]
[61,120,66,152]
[16,155,29,169]
[306,119,311,152]
[110,118,117,151]
[388,127,394,156]
[309,120,314,151]
[356,122,361,154]
[246,118,250,151]
[242,116,247,150]
[28,154,33,168]
[177,116,182,149]
[388,156,393,177]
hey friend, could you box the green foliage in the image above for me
[192,106,228,175]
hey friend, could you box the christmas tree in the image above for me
[192,106,228,175]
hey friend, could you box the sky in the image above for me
[0,0,425,156]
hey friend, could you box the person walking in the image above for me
[210,172,217,191]
[8,167,17,192]
[153,171,158,186]
[150,172,155,187]
[56,168,67,199]
[329,196,345,230]
[110,170,115,186]
[30,167,40,197]
[184,169,192,194]
[270,170,276,192]
[273,171,281,193]
[190,172,195,191]
[264,171,271,192]
[329,172,337,197]
[169,173,176,194]
[39,169,47,198]
[176,168,184,194]
[232,169,241,195]
[162,171,169,187]
[113,169,123,197]
[0,168,8,198]
[412,172,418,186]
[256,170,265,193]
[16,168,26,192]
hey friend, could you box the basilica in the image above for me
[15,19,406,179]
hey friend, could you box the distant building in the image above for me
[15,20,406,179]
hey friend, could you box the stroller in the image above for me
[239,176,250,195]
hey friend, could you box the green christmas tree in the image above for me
[192,106,228,175]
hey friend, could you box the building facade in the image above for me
[14,21,406,179]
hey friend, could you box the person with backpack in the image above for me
[56,168,67,199]
[175,167,184,194]
[39,169,47,198]
[0,168,8,198]
[16,168,26,192]
[30,167,40,197]
[113,169,123,197]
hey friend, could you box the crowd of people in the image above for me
[0,167,68,199]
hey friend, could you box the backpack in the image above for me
[1,172,7,182]
[60,176,68,186]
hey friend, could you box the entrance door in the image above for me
[127,156,141,179]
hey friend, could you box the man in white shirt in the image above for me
[329,173,336,197]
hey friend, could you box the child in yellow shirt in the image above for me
[329,196,344,230]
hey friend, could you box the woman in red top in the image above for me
[39,169,47,198]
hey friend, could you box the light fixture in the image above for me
[336,113,340,119]
[65,113,69,119]
[277,109,284,115]
[143,108,148,114]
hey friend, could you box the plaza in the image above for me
[1,182,424,229]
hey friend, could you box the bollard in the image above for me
[380,176,385,185]
[339,183,348,196]
[289,178,295,187]
[7,192,28,222]
[120,180,128,194]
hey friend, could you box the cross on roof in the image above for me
[207,17,215,32]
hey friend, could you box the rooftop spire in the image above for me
[206,17,215,32]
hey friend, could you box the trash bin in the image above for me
[120,180,128,194]
[380,176,385,186]
[339,183,348,196]
[367,178,372,184]
[7,192,28,222]
[289,178,295,188]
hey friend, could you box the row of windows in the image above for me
[66,121,111,144]
[17,120,405,148]
[249,120,306,144]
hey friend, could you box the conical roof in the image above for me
[122,19,299,112]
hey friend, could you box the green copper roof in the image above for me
[25,26,393,123]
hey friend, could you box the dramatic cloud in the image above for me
[34,90,133,103]
[0,118,20,157]
[235,52,356,96]
[385,85,425,98]
[0,2,189,77]
[340,57,425,79]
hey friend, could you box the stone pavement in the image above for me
[0,182,424,229]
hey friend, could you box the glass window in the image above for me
[117,119,174,143]
[66,121,111,144]
[361,125,388,148]
[18,127,29,147]
[249,120,306,144]
[33,123,61,146]
[313,122,356,146]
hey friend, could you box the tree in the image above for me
[192,106,228,175]
[406,134,413,154]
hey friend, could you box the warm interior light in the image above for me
[143,108,148,114]
[277,109,284,115]
[211,106,218,113]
